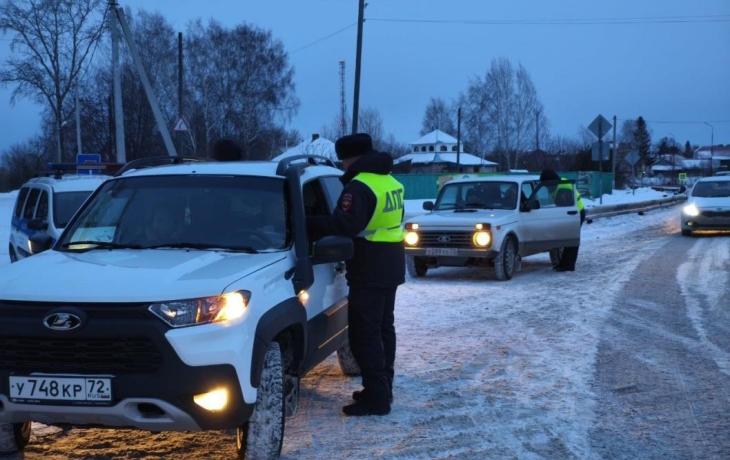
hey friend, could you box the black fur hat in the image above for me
[212,138,243,161]
[539,169,561,182]
[335,133,374,160]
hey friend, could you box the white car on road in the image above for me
[681,175,730,235]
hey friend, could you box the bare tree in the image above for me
[358,106,384,147]
[0,0,107,162]
[460,58,548,170]
[420,97,456,136]
[0,136,52,190]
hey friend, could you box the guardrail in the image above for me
[585,194,686,222]
[405,194,687,223]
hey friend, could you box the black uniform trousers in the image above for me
[347,286,397,408]
[558,208,587,271]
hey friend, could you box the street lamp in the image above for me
[703,122,714,175]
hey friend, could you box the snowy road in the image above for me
[1,195,729,459]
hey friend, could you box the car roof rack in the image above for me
[114,156,208,177]
[275,154,338,176]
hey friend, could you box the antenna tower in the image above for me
[339,59,347,138]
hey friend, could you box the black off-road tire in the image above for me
[0,422,31,454]
[236,342,284,460]
[494,236,517,281]
[406,255,428,278]
[337,343,361,376]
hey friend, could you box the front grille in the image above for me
[700,210,730,217]
[0,337,163,373]
[420,231,474,248]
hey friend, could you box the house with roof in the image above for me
[394,129,497,173]
[649,153,715,183]
[694,145,730,172]
[271,134,337,163]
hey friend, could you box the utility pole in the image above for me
[456,107,462,173]
[704,122,714,175]
[612,115,617,190]
[109,0,126,163]
[351,0,365,134]
[177,32,183,155]
[116,7,178,157]
[535,108,540,151]
[75,82,82,156]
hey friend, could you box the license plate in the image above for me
[425,248,458,256]
[9,375,113,406]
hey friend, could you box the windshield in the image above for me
[53,191,92,228]
[58,175,290,252]
[434,181,519,211]
[692,181,730,198]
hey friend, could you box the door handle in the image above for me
[567,211,578,215]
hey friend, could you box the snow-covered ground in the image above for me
[0,188,707,459]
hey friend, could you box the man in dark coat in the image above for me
[307,133,405,416]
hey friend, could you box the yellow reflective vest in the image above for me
[352,172,406,242]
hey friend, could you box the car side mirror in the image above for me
[29,232,53,255]
[27,218,48,231]
[423,201,434,211]
[312,235,353,264]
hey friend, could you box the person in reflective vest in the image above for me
[307,133,405,416]
[540,169,585,272]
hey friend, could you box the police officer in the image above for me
[307,133,405,416]
[539,169,585,272]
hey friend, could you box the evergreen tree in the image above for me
[633,116,652,167]
[684,141,693,158]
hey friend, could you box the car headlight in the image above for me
[405,231,419,246]
[149,291,250,328]
[683,204,700,217]
[473,231,492,247]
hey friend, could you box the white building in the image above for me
[394,130,497,173]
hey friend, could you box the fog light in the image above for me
[405,231,419,246]
[193,388,228,411]
[298,290,309,306]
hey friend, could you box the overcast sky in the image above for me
[1,0,729,155]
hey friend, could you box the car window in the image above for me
[59,175,290,252]
[54,191,93,228]
[692,181,730,198]
[303,180,331,216]
[36,191,49,221]
[13,187,30,218]
[435,181,518,210]
[23,188,40,220]
[521,183,533,206]
[321,176,344,213]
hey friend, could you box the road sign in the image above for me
[588,115,612,140]
[591,142,611,161]
[624,151,641,165]
[173,117,189,132]
[76,153,102,175]
[678,172,688,182]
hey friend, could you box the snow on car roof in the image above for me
[444,174,541,185]
[119,160,341,179]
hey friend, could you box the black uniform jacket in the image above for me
[307,152,405,288]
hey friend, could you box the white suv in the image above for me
[9,170,109,262]
[404,175,582,280]
[0,156,359,459]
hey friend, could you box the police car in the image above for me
[403,175,582,280]
[8,164,114,263]
[0,155,359,459]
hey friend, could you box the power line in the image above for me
[617,119,730,124]
[290,23,357,53]
[368,14,730,26]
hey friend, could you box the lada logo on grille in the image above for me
[437,235,451,243]
[43,313,83,331]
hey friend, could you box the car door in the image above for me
[15,187,42,259]
[520,181,581,253]
[9,187,31,260]
[301,177,349,367]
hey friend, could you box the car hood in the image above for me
[408,208,518,227]
[690,196,730,209]
[0,249,287,302]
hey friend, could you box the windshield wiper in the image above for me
[144,242,258,253]
[60,241,144,250]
